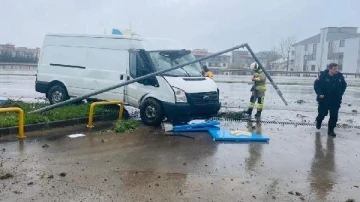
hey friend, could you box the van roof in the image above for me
[45,34,187,51]
[46,33,144,41]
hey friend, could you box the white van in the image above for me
[35,34,221,125]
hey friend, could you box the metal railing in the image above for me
[0,107,25,138]
[87,101,124,128]
[209,68,360,78]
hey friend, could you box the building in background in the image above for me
[230,51,270,69]
[293,27,360,73]
[192,49,231,69]
[230,51,253,69]
[0,44,16,57]
[0,44,40,63]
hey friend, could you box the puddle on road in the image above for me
[68,134,86,138]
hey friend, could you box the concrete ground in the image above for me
[1,121,360,202]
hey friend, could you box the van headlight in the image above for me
[172,87,187,103]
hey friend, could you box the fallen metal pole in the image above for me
[245,44,288,106]
[30,43,247,114]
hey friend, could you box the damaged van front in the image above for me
[146,49,221,123]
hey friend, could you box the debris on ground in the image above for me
[59,172,67,177]
[296,100,306,104]
[0,173,14,180]
[27,182,34,186]
[42,144,49,148]
[215,111,246,120]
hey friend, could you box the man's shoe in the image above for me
[316,120,322,129]
[328,129,336,137]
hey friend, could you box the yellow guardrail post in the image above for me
[87,101,124,128]
[0,107,25,139]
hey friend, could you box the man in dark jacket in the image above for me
[314,63,347,137]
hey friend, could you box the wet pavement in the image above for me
[1,122,360,201]
[1,71,360,201]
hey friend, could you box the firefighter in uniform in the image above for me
[314,63,347,137]
[245,62,266,119]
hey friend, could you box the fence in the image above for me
[0,63,37,70]
[210,68,360,78]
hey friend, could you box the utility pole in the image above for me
[286,47,290,72]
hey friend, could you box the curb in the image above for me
[0,114,118,137]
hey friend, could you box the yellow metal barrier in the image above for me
[87,101,124,128]
[0,107,25,139]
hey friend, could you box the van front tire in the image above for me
[48,85,69,105]
[140,98,164,126]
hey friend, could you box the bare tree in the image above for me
[278,36,297,71]
[256,48,281,70]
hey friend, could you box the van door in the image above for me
[125,50,159,108]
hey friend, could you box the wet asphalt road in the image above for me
[1,122,360,201]
[1,71,360,201]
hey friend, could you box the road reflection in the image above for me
[245,121,264,172]
[309,132,335,201]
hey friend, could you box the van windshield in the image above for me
[148,50,203,77]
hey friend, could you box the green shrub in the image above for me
[113,120,139,133]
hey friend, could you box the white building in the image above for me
[270,58,294,71]
[293,27,360,73]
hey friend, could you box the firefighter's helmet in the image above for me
[250,62,260,72]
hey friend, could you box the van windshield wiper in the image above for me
[173,60,191,77]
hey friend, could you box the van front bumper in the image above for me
[161,102,221,121]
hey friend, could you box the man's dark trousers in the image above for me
[316,97,341,130]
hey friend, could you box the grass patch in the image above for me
[113,119,139,133]
[0,99,117,128]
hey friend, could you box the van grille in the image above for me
[187,91,219,105]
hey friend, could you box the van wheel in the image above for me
[48,85,69,105]
[140,98,164,126]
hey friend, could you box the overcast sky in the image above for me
[0,0,359,52]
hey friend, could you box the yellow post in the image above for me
[0,107,25,139]
[87,101,124,128]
